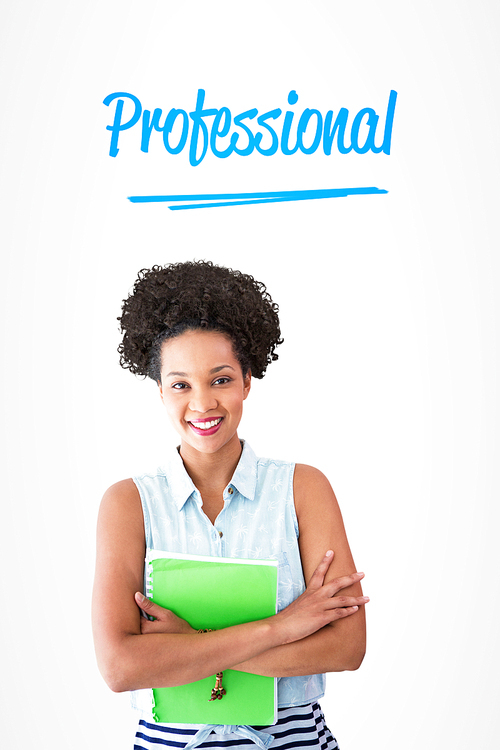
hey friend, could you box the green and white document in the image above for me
[146,550,278,725]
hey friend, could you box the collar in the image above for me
[164,440,258,511]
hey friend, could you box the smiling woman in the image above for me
[159,330,251,461]
[92,261,368,750]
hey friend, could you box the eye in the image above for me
[212,376,231,386]
[171,382,189,390]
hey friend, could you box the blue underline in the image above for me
[127,187,387,210]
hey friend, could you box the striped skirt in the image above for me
[134,702,338,750]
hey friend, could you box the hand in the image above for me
[273,550,369,645]
[134,592,197,635]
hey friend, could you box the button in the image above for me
[218,530,223,538]
[228,487,233,494]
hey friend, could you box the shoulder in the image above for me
[293,464,341,520]
[293,463,334,494]
[101,477,140,506]
[292,466,355,585]
[98,478,143,533]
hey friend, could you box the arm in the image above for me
[233,464,367,676]
[91,478,366,692]
[91,479,286,692]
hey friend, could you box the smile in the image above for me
[188,417,224,435]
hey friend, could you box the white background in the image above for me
[1,1,499,747]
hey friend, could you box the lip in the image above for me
[187,417,224,436]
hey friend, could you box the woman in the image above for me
[92,260,368,749]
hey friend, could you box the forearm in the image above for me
[233,613,366,677]
[94,537,367,692]
[101,618,283,693]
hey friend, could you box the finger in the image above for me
[307,550,335,590]
[331,605,361,620]
[328,596,369,609]
[139,617,157,634]
[134,592,168,618]
[139,616,170,634]
[326,571,365,596]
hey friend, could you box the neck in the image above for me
[179,434,243,496]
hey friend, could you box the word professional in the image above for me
[103,89,397,166]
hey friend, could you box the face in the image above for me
[158,329,251,457]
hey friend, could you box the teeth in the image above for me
[191,418,222,430]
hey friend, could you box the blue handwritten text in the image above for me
[103,90,397,166]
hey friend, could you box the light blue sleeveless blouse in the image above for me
[130,441,325,716]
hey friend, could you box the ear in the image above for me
[243,370,251,400]
[157,379,164,403]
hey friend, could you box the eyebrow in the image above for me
[165,365,236,378]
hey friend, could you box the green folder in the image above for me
[146,550,278,725]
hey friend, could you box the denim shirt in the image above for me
[130,441,325,717]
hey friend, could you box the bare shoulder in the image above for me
[99,478,142,521]
[93,478,146,665]
[293,463,340,518]
[96,478,145,560]
[101,477,140,504]
[293,463,356,583]
[293,463,333,489]
[93,479,145,623]
[293,464,365,653]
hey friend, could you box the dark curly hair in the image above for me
[118,261,283,382]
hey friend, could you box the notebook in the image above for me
[146,550,278,725]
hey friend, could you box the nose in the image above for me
[188,387,218,415]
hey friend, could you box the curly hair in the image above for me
[118,261,283,381]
